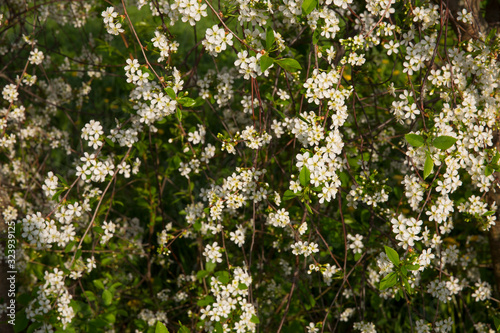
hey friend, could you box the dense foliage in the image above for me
[1,0,500,332]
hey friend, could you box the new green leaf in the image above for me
[179,325,190,333]
[493,316,500,330]
[406,264,420,271]
[155,322,169,333]
[214,271,230,284]
[379,272,398,290]
[305,202,313,214]
[176,107,183,122]
[423,154,434,179]
[312,29,320,45]
[266,29,274,50]
[384,246,399,266]
[102,289,112,306]
[260,55,274,72]
[432,136,457,150]
[302,0,318,15]
[405,134,425,147]
[196,295,214,307]
[93,279,105,290]
[485,166,493,176]
[283,190,297,201]
[492,152,500,165]
[165,87,176,99]
[299,166,311,187]
[178,97,196,107]
[275,58,302,73]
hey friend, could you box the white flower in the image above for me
[28,48,45,65]
[384,40,399,55]
[203,242,223,263]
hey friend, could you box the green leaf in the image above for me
[206,261,216,272]
[176,107,183,122]
[155,321,169,333]
[89,318,109,329]
[492,152,500,165]
[272,106,287,120]
[406,264,420,271]
[64,241,76,253]
[486,27,497,43]
[179,324,190,333]
[196,269,209,280]
[301,0,318,15]
[260,55,274,72]
[214,271,230,284]
[299,166,311,187]
[485,166,493,176]
[238,283,248,290]
[250,315,260,324]
[305,202,313,214]
[27,322,43,333]
[165,87,176,99]
[192,97,205,107]
[105,137,115,147]
[93,280,105,290]
[312,29,320,45]
[403,277,412,294]
[51,189,66,201]
[405,134,425,147]
[432,136,457,150]
[266,29,274,50]
[275,58,302,73]
[102,289,113,306]
[384,246,399,266]
[423,154,434,179]
[110,282,122,292]
[214,322,223,333]
[178,97,196,107]
[379,272,398,290]
[14,310,28,333]
[493,316,500,330]
[283,190,297,201]
[56,174,68,186]
[18,293,31,306]
[104,313,116,323]
[84,290,97,301]
[193,222,202,232]
[297,113,311,125]
[75,249,82,261]
[197,295,214,307]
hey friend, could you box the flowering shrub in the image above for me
[1,0,500,332]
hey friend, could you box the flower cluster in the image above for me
[203,242,223,264]
[390,214,423,249]
[102,7,124,36]
[199,267,256,332]
[203,25,233,57]
[26,269,74,329]
[28,48,44,65]
[151,30,179,62]
[235,51,269,80]
[291,241,319,257]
